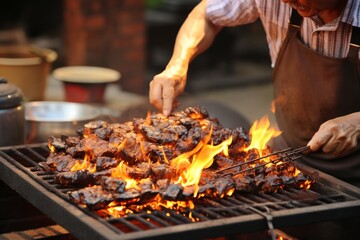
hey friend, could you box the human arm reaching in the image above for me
[307,112,360,157]
[149,0,222,116]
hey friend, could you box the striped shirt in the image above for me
[206,0,360,67]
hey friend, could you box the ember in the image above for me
[44,106,315,217]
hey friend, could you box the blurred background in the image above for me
[0,0,275,128]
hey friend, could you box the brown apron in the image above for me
[271,9,360,183]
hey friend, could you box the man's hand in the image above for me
[148,1,221,116]
[308,112,360,157]
[149,70,186,116]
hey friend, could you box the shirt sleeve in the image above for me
[206,0,260,26]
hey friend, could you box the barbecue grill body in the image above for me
[1,144,360,240]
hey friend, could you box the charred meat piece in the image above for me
[48,136,67,152]
[162,184,183,200]
[82,121,109,136]
[113,188,141,203]
[94,126,112,140]
[184,106,209,119]
[57,169,113,187]
[92,169,112,183]
[280,175,296,185]
[260,174,283,193]
[138,178,159,202]
[211,127,233,146]
[127,162,152,179]
[213,176,235,197]
[69,185,113,210]
[145,143,174,163]
[108,122,135,144]
[117,134,144,164]
[173,124,205,155]
[292,172,317,189]
[179,116,197,128]
[83,136,118,157]
[155,179,169,193]
[213,155,235,170]
[151,163,171,180]
[61,135,81,148]
[56,170,94,187]
[65,136,117,159]
[65,146,86,159]
[45,153,76,172]
[198,182,216,196]
[141,122,187,144]
[182,185,196,198]
[100,176,126,193]
[96,157,118,171]
[233,175,256,192]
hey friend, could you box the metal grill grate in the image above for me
[1,144,360,240]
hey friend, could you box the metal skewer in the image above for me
[216,146,310,175]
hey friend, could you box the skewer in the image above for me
[216,146,310,175]
[221,155,302,177]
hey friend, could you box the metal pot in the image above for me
[0,78,25,147]
[25,101,101,143]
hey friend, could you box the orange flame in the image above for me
[170,141,203,175]
[111,161,141,190]
[48,143,55,153]
[71,149,96,173]
[245,115,281,154]
[171,127,233,197]
[145,111,152,125]
[159,146,170,164]
[99,197,195,219]
[116,139,127,151]
[177,137,232,186]
[271,100,276,114]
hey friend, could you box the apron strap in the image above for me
[350,27,360,47]
[348,26,360,58]
[289,8,302,28]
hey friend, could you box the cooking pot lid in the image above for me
[0,78,23,109]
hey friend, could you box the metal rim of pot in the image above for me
[25,101,101,122]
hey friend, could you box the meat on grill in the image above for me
[45,106,316,210]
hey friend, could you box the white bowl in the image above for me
[52,66,121,103]
[52,66,120,84]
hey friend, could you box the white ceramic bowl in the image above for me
[52,66,121,103]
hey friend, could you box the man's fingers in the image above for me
[149,78,177,116]
[149,80,163,111]
[322,141,340,154]
[161,83,175,116]
[332,143,347,156]
[308,131,332,152]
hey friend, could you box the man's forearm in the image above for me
[165,0,222,75]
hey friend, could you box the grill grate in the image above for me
[1,144,360,240]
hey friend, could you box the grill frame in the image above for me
[1,143,360,240]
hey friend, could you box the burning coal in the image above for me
[44,106,315,217]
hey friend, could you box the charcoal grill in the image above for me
[1,143,360,240]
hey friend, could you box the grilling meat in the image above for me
[45,106,316,210]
